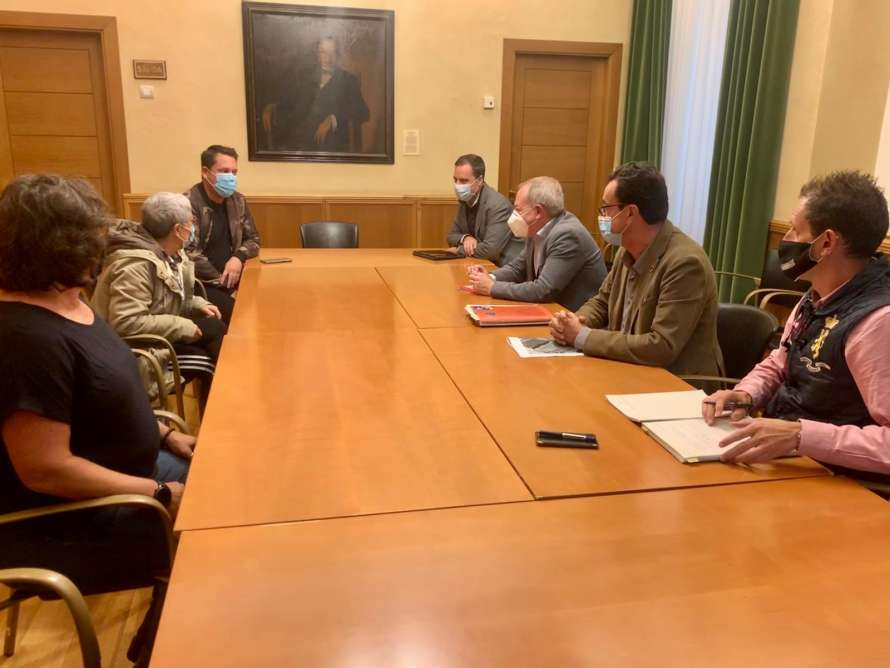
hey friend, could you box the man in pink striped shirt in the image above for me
[703,171,890,481]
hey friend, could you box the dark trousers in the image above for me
[204,284,235,325]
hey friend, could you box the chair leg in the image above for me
[3,600,19,657]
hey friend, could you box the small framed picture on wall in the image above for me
[242,2,394,164]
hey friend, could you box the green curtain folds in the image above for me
[620,0,673,167]
[704,0,800,302]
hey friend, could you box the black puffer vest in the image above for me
[766,255,890,426]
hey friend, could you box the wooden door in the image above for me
[0,28,118,207]
[499,40,622,238]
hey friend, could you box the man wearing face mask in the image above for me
[445,154,517,265]
[703,171,890,481]
[92,192,227,406]
[467,176,606,310]
[186,144,260,324]
[550,162,721,377]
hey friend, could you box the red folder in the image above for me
[464,304,553,327]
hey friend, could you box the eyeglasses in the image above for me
[598,202,624,216]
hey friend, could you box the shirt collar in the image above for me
[468,183,484,209]
[535,215,559,240]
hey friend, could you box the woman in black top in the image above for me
[0,174,194,666]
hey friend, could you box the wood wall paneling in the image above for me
[768,219,890,254]
[417,198,458,248]
[328,199,416,247]
[249,199,325,248]
[122,194,462,249]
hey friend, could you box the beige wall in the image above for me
[774,0,890,219]
[1,0,632,197]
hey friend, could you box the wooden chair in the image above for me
[124,334,186,419]
[1,409,184,666]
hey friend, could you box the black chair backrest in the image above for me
[300,221,359,249]
[761,248,810,292]
[717,303,779,380]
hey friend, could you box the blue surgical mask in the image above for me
[213,172,237,198]
[454,180,477,204]
[598,209,629,247]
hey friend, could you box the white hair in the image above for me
[520,176,565,217]
[141,192,192,238]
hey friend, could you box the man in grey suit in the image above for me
[467,176,607,311]
[446,154,519,266]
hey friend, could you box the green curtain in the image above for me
[620,0,672,166]
[704,0,800,302]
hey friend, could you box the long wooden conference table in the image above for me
[153,248,890,666]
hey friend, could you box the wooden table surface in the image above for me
[228,265,416,335]
[377,263,560,329]
[176,327,532,530]
[421,326,827,498]
[153,476,890,667]
[255,247,464,267]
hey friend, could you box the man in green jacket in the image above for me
[550,163,722,377]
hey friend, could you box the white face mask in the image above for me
[508,209,529,238]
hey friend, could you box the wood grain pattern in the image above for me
[124,194,467,249]
[421,326,827,498]
[0,14,129,214]
[10,135,101,176]
[327,199,416,247]
[228,265,415,336]
[175,327,531,530]
[153,477,890,667]
[0,44,91,92]
[499,40,622,226]
[377,263,556,329]
[417,197,458,248]
[4,91,97,136]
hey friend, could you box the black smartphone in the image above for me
[260,257,293,264]
[535,430,598,449]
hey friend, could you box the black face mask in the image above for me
[778,233,825,281]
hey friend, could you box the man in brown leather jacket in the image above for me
[186,144,260,322]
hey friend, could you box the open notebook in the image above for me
[606,390,743,464]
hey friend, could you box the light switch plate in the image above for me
[138,84,155,99]
[403,129,420,155]
[483,95,495,109]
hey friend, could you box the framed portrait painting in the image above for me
[242,2,394,163]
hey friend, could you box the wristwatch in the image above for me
[153,481,172,507]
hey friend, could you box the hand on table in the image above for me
[220,256,243,289]
[550,311,585,346]
[468,270,494,296]
[718,417,801,464]
[462,235,478,256]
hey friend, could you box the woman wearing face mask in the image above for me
[92,192,227,408]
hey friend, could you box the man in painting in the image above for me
[262,35,370,152]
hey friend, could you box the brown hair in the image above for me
[0,174,110,291]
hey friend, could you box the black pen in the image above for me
[538,431,597,443]
[702,401,753,410]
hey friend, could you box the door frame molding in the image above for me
[0,10,130,214]
[498,39,622,220]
